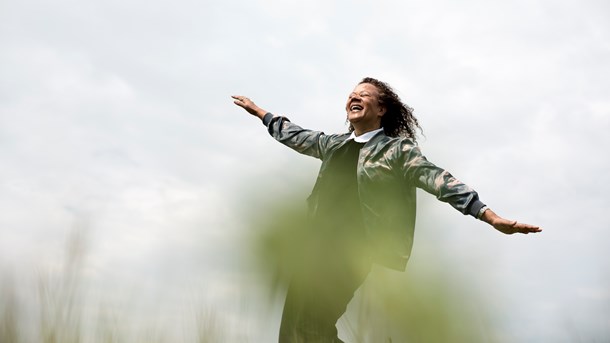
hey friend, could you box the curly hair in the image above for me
[348,77,422,141]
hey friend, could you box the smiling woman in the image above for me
[347,77,421,140]
[345,83,386,136]
[231,77,541,343]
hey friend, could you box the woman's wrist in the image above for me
[255,108,267,119]
[480,208,498,225]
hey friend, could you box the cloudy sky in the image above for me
[1,0,609,341]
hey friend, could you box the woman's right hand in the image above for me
[232,95,268,120]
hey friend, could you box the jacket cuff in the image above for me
[467,199,486,218]
[262,112,274,126]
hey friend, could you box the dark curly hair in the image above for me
[348,77,422,141]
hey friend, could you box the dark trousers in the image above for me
[278,243,371,343]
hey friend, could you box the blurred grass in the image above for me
[0,198,512,343]
[0,275,20,343]
[4,192,602,342]
[38,229,85,343]
[343,264,494,343]
[248,194,500,342]
[0,229,226,343]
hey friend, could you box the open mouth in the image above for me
[350,104,363,112]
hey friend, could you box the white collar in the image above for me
[348,128,384,143]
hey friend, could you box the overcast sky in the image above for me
[1,0,609,341]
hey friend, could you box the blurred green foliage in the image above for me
[248,194,498,342]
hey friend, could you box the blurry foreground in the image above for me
[0,229,228,343]
[2,194,521,342]
[249,196,499,343]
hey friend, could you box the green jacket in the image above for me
[264,114,485,271]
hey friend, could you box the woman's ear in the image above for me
[378,105,387,118]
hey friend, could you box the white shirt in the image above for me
[348,128,384,143]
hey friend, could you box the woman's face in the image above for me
[345,83,386,129]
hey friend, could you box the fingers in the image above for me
[231,95,251,103]
[232,95,256,113]
[231,96,247,111]
[495,220,542,235]
[512,221,543,234]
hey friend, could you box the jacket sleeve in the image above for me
[396,140,486,217]
[264,113,335,160]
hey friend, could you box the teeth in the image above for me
[351,105,363,111]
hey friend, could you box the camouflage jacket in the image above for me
[263,114,485,271]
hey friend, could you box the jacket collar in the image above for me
[348,128,384,143]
